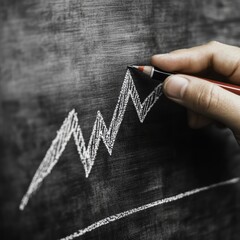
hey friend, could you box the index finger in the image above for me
[151,41,240,84]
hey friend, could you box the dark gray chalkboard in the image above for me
[1,0,240,239]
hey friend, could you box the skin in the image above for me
[151,41,240,144]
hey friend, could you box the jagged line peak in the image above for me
[19,70,163,210]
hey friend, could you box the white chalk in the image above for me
[19,70,163,210]
[60,177,239,240]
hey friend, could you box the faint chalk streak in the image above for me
[60,178,239,240]
[20,70,163,210]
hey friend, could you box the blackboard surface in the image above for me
[1,1,240,239]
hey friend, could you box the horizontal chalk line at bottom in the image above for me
[60,177,239,240]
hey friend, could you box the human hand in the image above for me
[151,41,240,144]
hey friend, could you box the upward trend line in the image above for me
[19,70,163,210]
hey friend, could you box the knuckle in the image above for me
[207,40,221,47]
[194,83,220,113]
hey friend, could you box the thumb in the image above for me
[163,74,240,134]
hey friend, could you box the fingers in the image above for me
[233,131,240,145]
[163,74,240,133]
[187,110,212,129]
[152,41,240,143]
[151,41,240,84]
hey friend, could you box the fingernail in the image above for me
[152,53,169,60]
[164,75,189,99]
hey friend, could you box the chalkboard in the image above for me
[1,1,240,239]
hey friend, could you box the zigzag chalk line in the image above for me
[19,70,163,210]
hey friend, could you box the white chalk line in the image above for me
[20,70,163,210]
[60,177,239,240]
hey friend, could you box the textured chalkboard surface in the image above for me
[1,0,240,239]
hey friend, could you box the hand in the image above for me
[151,41,240,144]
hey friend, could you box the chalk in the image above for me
[19,70,164,210]
[60,177,239,240]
